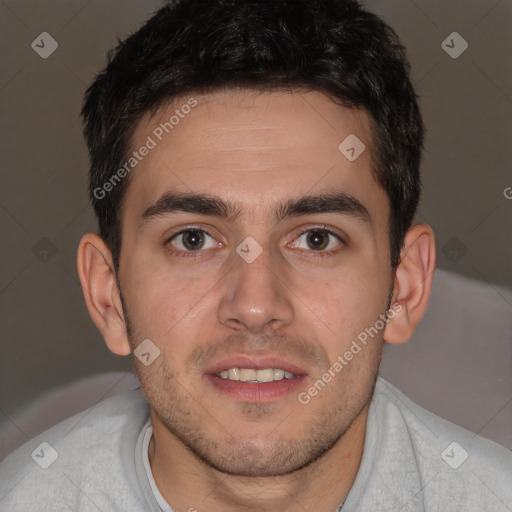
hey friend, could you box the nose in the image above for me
[217,245,294,334]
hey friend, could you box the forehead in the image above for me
[122,88,387,224]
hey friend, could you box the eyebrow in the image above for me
[139,190,371,229]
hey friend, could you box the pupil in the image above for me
[307,230,328,250]
[183,230,204,250]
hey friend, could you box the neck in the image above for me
[148,404,368,512]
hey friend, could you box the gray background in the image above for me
[1,0,511,457]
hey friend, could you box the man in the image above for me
[1,0,510,510]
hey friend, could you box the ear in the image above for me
[383,224,436,344]
[76,233,131,356]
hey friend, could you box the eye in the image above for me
[291,228,343,252]
[169,229,219,252]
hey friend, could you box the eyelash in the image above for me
[293,227,343,258]
[165,226,344,259]
[165,226,218,260]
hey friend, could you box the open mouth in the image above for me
[204,357,308,402]
[217,368,298,383]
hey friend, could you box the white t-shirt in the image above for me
[141,424,173,512]
[1,376,511,511]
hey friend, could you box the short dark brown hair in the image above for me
[81,0,424,270]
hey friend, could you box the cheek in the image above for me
[121,257,204,338]
[301,266,386,312]
[296,270,389,350]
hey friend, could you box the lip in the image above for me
[205,374,306,402]
[203,355,308,403]
[204,355,308,377]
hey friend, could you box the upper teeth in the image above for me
[218,368,297,382]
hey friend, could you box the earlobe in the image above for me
[76,233,132,356]
[383,224,436,344]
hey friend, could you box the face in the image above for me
[117,89,393,477]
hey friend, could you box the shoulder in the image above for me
[0,389,150,512]
[373,377,512,510]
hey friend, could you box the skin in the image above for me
[77,89,436,512]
